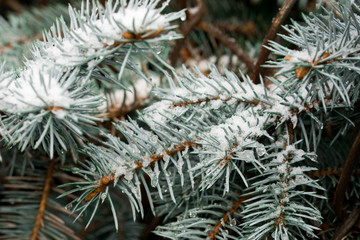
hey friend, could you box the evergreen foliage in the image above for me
[0,0,359,239]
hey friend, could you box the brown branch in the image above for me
[333,130,360,219]
[45,215,81,240]
[2,0,23,13]
[0,43,14,55]
[177,0,187,10]
[208,196,249,240]
[252,0,297,84]
[30,159,56,240]
[213,21,257,37]
[169,0,206,66]
[0,28,49,55]
[197,21,255,72]
[3,184,43,190]
[85,140,199,201]
[5,176,44,181]
[117,214,125,240]
[38,0,48,7]
[331,206,360,240]
[139,216,162,240]
[287,120,294,145]
[307,168,360,178]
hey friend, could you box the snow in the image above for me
[267,101,298,127]
[287,48,317,63]
[0,65,73,114]
[210,99,223,109]
[98,72,160,116]
[29,0,184,67]
[237,150,255,163]
[272,145,304,163]
[52,109,67,119]
[197,59,210,73]
[218,55,230,68]
[277,163,287,173]
[114,165,127,179]
[112,6,168,33]
[291,167,304,175]
[124,171,134,181]
[196,105,269,167]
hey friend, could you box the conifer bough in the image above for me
[0,0,359,240]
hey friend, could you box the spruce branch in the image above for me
[208,196,249,240]
[83,138,198,201]
[333,129,360,219]
[169,0,206,66]
[1,1,360,239]
[58,116,202,225]
[0,66,102,158]
[213,20,257,37]
[331,206,360,240]
[30,158,56,240]
[64,62,327,238]
[32,0,185,68]
[154,183,247,239]
[0,0,23,13]
[253,0,297,84]
[242,142,324,239]
[307,168,360,178]
[197,21,256,72]
[0,3,71,69]
[0,155,81,239]
[0,0,186,159]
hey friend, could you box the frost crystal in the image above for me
[189,210,197,218]
[124,171,134,182]
[100,193,107,200]
[163,154,170,162]
[149,135,158,143]
[256,146,267,156]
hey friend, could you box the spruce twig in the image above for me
[331,206,360,240]
[213,21,257,37]
[197,21,256,72]
[85,140,198,201]
[30,159,56,240]
[169,0,206,66]
[1,0,23,13]
[307,168,360,178]
[208,196,249,240]
[139,216,162,240]
[333,130,360,219]
[252,0,297,83]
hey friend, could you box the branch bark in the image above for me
[169,0,206,66]
[197,21,256,72]
[252,0,297,84]
[30,159,56,240]
[331,206,360,240]
[1,0,23,13]
[333,130,360,219]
